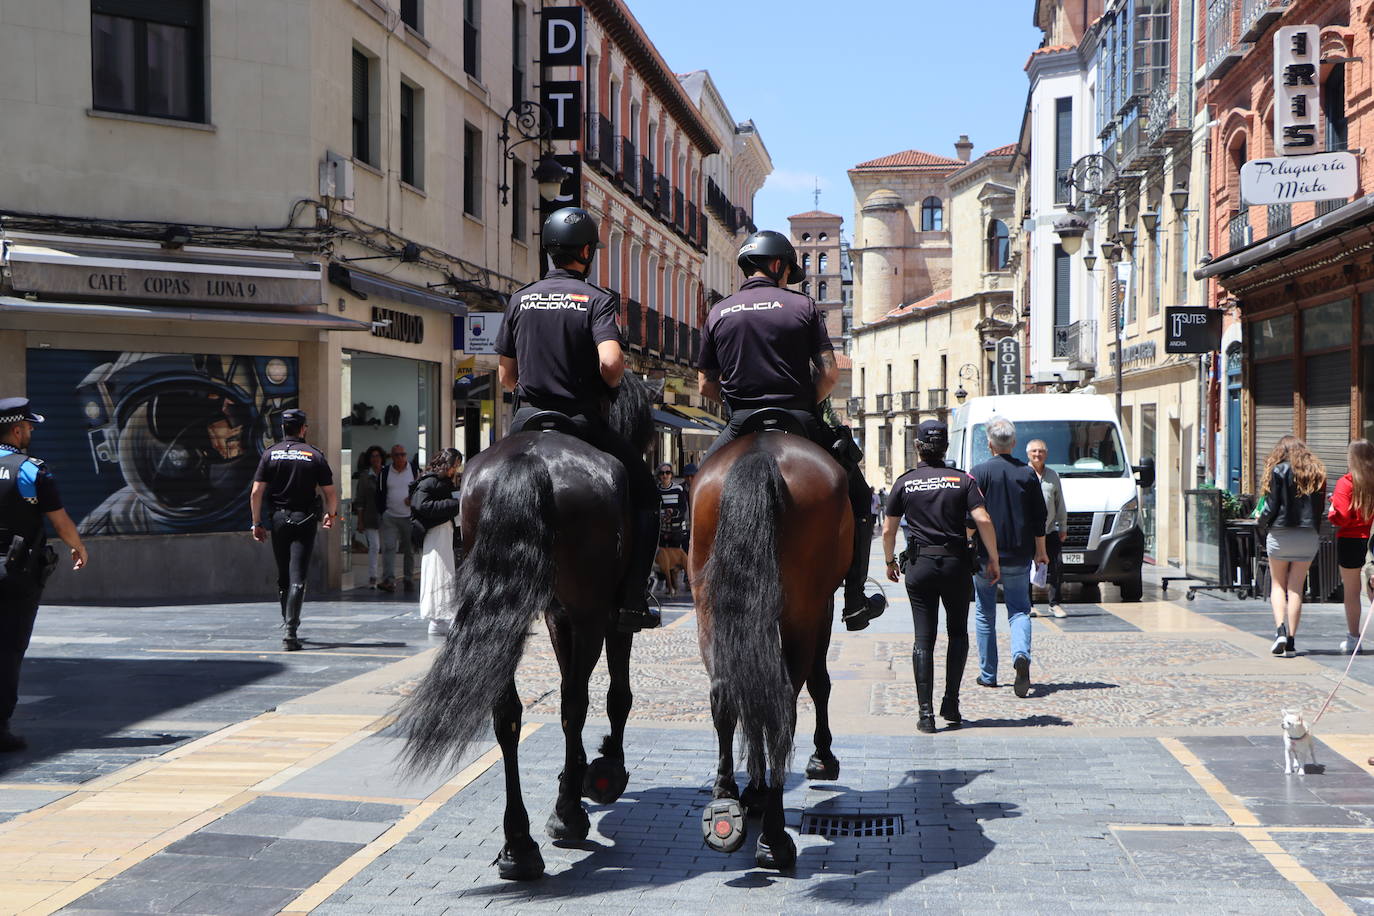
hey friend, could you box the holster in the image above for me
[4,534,29,579]
[32,545,57,586]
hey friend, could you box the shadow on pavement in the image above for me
[0,656,283,778]
[461,768,1016,903]
[1033,680,1119,697]
[970,714,1074,727]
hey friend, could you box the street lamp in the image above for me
[1170,184,1190,212]
[1140,210,1159,234]
[1117,226,1137,250]
[954,362,980,403]
[1099,237,1119,262]
[533,152,572,200]
[1053,214,1090,254]
[1082,251,1098,271]
[497,100,571,206]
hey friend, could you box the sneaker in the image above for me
[976,675,997,688]
[1271,623,1289,656]
[1051,604,1068,619]
[427,619,449,637]
[1013,656,1032,698]
[1029,607,1041,618]
[1339,635,1362,654]
[1285,636,1296,658]
[377,579,395,593]
[368,577,377,589]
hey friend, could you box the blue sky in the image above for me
[630,1,1043,238]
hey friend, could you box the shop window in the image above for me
[987,220,1009,271]
[351,47,379,166]
[91,0,205,123]
[464,0,480,79]
[1302,298,1351,352]
[463,123,482,217]
[1251,314,1293,360]
[510,159,526,241]
[400,81,424,189]
[401,0,422,33]
[921,197,943,232]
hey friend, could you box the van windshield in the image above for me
[969,421,1128,478]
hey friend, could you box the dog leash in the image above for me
[1309,591,1373,728]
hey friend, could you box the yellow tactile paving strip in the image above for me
[0,712,385,916]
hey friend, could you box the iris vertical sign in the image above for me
[1274,25,1320,153]
[995,337,1021,395]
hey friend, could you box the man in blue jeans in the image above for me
[969,417,1049,698]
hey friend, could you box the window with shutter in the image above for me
[352,49,372,164]
[1053,245,1071,330]
[1305,352,1351,480]
[1253,359,1294,490]
[1054,98,1073,204]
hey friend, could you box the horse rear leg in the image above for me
[546,618,599,843]
[584,629,632,804]
[703,680,747,854]
[493,679,543,880]
[804,612,840,781]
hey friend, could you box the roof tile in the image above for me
[881,287,952,320]
[852,149,966,170]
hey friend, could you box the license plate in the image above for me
[1062,552,1085,565]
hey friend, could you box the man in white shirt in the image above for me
[376,444,417,592]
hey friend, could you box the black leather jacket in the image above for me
[411,473,460,530]
[1260,462,1325,530]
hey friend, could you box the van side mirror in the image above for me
[1134,456,1156,489]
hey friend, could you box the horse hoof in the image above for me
[496,838,544,881]
[755,832,797,870]
[740,782,767,816]
[583,756,629,804]
[712,777,740,800]
[702,798,747,853]
[545,804,590,843]
[805,753,840,781]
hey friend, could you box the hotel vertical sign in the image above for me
[1274,25,1321,153]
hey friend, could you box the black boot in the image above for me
[617,510,661,633]
[841,508,886,631]
[942,633,968,728]
[283,584,305,651]
[278,588,288,625]
[914,648,936,733]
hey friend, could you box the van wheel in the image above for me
[1119,576,1143,603]
[1079,582,1101,603]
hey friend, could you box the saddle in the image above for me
[517,410,583,438]
[738,407,807,436]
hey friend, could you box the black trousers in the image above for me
[0,573,42,726]
[905,553,972,693]
[271,510,318,592]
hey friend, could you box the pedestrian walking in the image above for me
[1026,439,1068,619]
[0,398,88,752]
[413,448,463,637]
[353,445,385,588]
[377,444,418,593]
[1259,435,1326,658]
[250,409,337,650]
[1329,439,1374,654]
[882,420,1000,733]
[969,417,1048,698]
[655,463,689,549]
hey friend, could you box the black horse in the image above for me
[397,373,657,881]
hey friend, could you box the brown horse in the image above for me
[690,428,853,869]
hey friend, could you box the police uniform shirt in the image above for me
[884,461,985,548]
[695,278,832,408]
[253,438,334,512]
[494,268,623,405]
[657,482,688,525]
[0,445,63,537]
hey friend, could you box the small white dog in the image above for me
[1282,709,1319,775]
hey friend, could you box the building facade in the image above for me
[0,0,543,599]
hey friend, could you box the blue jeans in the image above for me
[973,563,1032,683]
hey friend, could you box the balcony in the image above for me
[1241,0,1289,41]
[1145,79,1192,149]
[690,328,701,364]
[927,388,948,411]
[640,157,655,208]
[619,137,637,191]
[673,189,685,231]
[874,393,894,415]
[1054,319,1097,370]
[846,397,865,417]
[656,176,671,221]
[686,201,698,245]
[678,322,690,362]
[625,298,643,348]
[583,113,607,166]
[662,316,677,359]
[900,390,921,412]
[1228,210,1253,252]
[1267,202,1292,235]
[1204,0,1249,81]
[645,307,660,352]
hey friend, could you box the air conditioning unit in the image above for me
[319,151,356,204]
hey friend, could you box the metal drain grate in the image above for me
[800,813,902,838]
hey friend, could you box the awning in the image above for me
[0,296,371,330]
[651,408,715,432]
[329,263,468,316]
[1195,193,1374,281]
[665,404,726,430]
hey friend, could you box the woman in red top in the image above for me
[1327,439,1374,654]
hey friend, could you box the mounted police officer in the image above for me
[0,398,88,753]
[250,409,338,651]
[495,206,660,632]
[696,230,885,631]
[882,420,1000,733]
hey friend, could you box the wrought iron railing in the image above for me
[874,393,893,414]
[1206,0,1237,73]
[661,317,676,359]
[927,388,948,411]
[1054,319,1097,369]
[645,307,660,352]
[619,137,636,189]
[640,156,655,205]
[1316,198,1346,217]
[625,298,642,347]
[1228,210,1252,251]
[1242,0,1288,40]
[900,390,920,412]
[678,322,690,362]
[845,397,865,417]
[1145,78,1192,148]
[1267,202,1291,235]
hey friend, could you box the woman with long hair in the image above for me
[412,448,463,636]
[1260,436,1327,657]
[1327,439,1374,654]
[353,445,387,587]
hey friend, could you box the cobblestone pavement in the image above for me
[0,542,1371,914]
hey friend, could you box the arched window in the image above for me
[986,220,1009,271]
[801,232,811,241]
[921,196,943,231]
[818,252,829,273]
[802,281,811,296]
[802,253,811,270]
[818,231,828,241]
[818,281,828,300]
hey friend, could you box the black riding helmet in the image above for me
[542,207,601,272]
[737,230,805,286]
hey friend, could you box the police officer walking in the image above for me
[881,420,1000,733]
[695,229,884,629]
[0,398,88,752]
[495,206,660,632]
[249,409,337,651]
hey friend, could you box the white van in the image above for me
[948,393,1155,602]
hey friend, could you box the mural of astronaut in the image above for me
[26,351,299,536]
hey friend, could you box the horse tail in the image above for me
[704,448,794,787]
[398,451,556,775]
